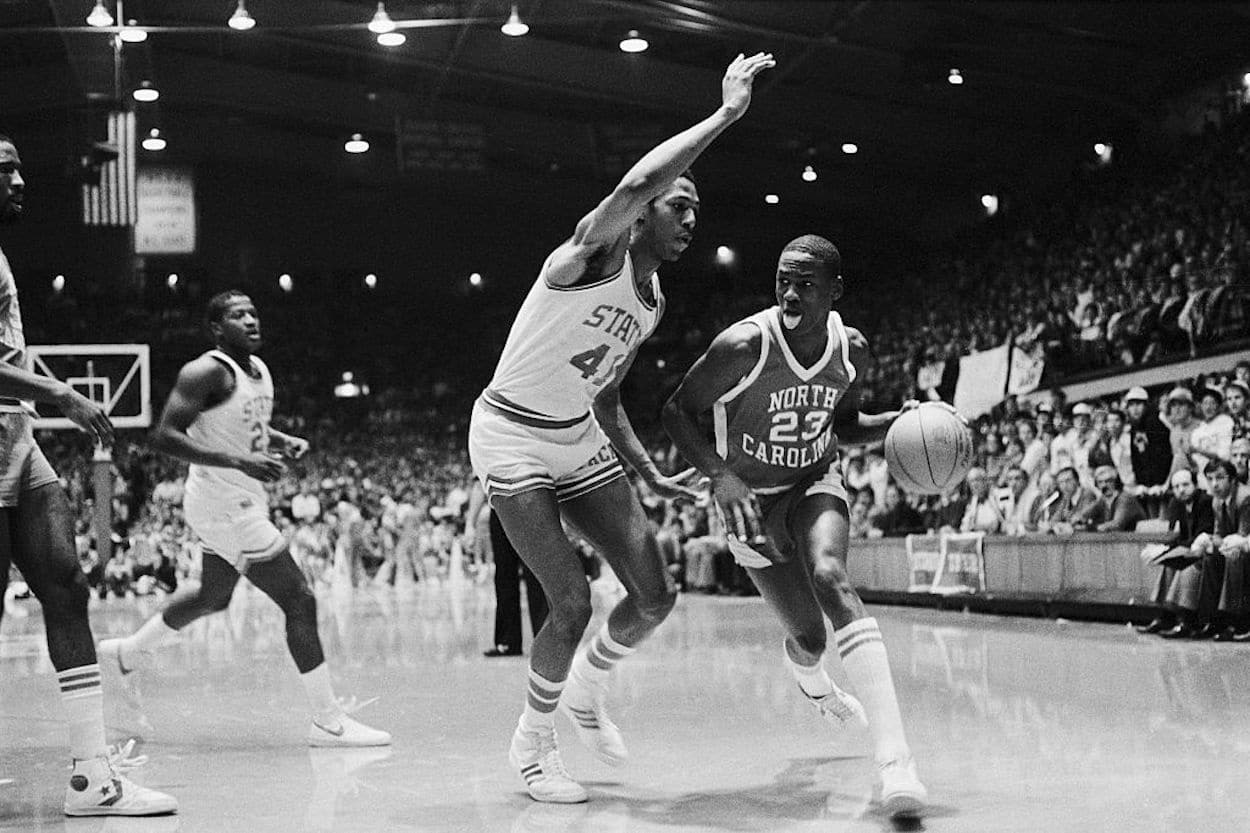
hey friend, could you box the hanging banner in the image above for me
[953,341,1010,417]
[906,534,942,592]
[933,532,986,595]
[134,167,196,254]
[1008,342,1045,396]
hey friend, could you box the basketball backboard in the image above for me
[28,344,151,430]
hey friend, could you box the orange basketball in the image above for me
[884,403,975,495]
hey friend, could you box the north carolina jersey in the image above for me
[184,350,274,509]
[0,245,33,414]
[714,307,857,495]
[483,251,663,426]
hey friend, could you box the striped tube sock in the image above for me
[519,668,564,732]
[570,624,636,687]
[784,641,835,698]
[58,664,107,760]
[836,617,910,765]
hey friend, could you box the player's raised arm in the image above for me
[547,52,775,286]
[151,357,285,481]
[662,322,766,537]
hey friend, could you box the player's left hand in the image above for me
[283,435,310,459]
[648,467,708,502]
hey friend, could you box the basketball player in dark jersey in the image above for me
[663,235,927,818]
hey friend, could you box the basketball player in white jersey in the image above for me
[662,235,928,818]
[100,291,389,748]
[469,53,775,802]
[0,134,176,816]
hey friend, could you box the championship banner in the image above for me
[905,534,942,592]
[1008,342,1045,396]
[933,532,986,595]
[953,341,1010,418]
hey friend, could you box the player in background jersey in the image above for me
[662,235,928,818]
[0,134,176,816]
[99,291,389,748]
[469,53,775,803]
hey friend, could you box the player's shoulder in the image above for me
[711,317,765,356]
[545,232,629,288]
[178,352,233,390]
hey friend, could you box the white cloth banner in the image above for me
[954,342,1010,418]
[1007,343,1045,396]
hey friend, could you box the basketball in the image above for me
[884,403,975,495]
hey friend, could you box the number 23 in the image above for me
[769,410,829,443]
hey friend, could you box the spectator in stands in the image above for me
[1076,465,1147,532]
[1034,466,1098,534]
[1188,386,1235,487]
[1125,386,1173,515]
[870,483,925,538]
[1090,408,1136,492]
[1194,459,1250,641]
[1050,402,1096,486]
[1137,468,1213,635]
[925,483,968,533]
[1016,417,1048,486]
[1000,465,1039,535]
[959,467,1003,534]
[1165,386,1200,478]
[848,488,877,539]
[291,480,322,524]
[1224,380,1250,439]
[1232,437,1250,485]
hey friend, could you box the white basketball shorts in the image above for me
[183,494,285,571]
[469,398,626,503]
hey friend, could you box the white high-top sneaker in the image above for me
[878,756,927,819]
[63,741,178,817]
[508,723,587,804]
[558,672,628,767]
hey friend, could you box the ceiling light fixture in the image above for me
[948,68,963,85]
[86,0,113,28]
[278,273,294,292]
[228,0,256,30]
[132,81,159,102]
[841,142,858,155]
[501,4,529,37]
[619,30,648,53]
[119,20,147,42]
[764,194,780,205]
[801,165,817,182]
[142,128,166,152]
[344,133,370,153]
[377,31,406,46]
[368,2,396,34]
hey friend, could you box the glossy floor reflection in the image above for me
[2,580,1248,832]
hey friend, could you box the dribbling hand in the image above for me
[58,388,114,448]
[721,52,776,119]
[235,452,287,482]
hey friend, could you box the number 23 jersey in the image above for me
[484,250,663,425]
[184,349,274,508]
[715,307,856,495]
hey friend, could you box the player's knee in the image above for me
[811,556,854,600]
[287,584,318,624]
[548,589,593,640]
[40,564,90,619]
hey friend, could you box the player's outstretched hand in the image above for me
[236,452,287,482]
[283,435,310,460]
[710,469,763,541]
[650,466,708,502]
[58,388,114,448]
[721,52,776,119]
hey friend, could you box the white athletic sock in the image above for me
[519,668,564,733]
[836,617,910,765]
[301,663,340,721]
[570,624,636,686]
[123,613,179,668]
[784,641,835,698]
[58,664,107,760]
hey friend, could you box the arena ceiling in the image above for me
[2,1,1250,231]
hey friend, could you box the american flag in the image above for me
[81,110,137,227]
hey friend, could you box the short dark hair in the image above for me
[1107,408,1125,420]
[1056,466,1079,482]
[204,289,251,328]
[1204,459,1238,480]
[781,234,841,275]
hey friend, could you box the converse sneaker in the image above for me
[558,672,628,767]
[802,684,868,730]
[878,756,927,819]
[508,724,587,804]
[64,741,177,817]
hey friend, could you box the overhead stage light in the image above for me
[619,30,648,53]
[501,5,529,37]
[228,0,256,30]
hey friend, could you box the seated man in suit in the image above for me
[1137,468,1213,634]
[1032,466,1098,534]
[870,482,925,538]
[1076,465,1147,532]
[1191,459,1250,641]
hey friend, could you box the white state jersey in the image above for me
[184,350,274,509]
[483,251,663,427]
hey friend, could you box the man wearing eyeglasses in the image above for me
[1076,465,1147,532]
